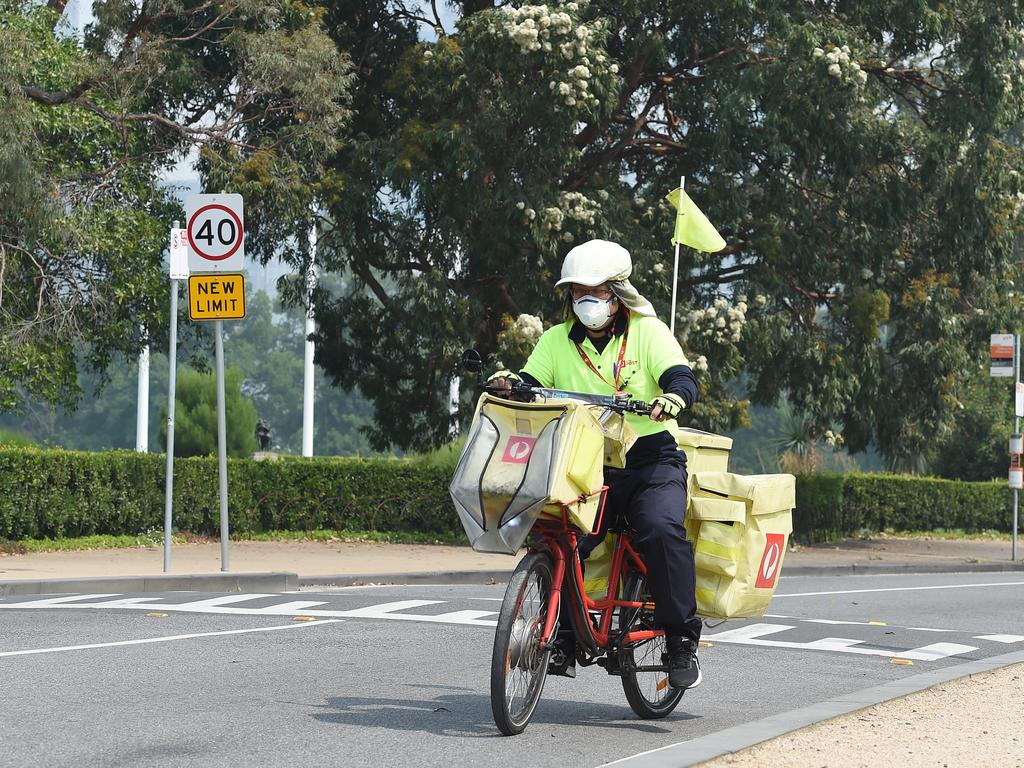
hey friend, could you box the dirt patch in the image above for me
[697,663,1024,768]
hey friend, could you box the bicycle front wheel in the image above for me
[617,572,685,719]
[490,552,554,735]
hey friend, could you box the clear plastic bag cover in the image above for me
[449,413,498,533]
[449,404,566,554]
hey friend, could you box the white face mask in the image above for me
[573,295,615,329]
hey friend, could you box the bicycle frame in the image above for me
[529,490,662,655]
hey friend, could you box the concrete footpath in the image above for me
[2,534,1023,767]
[1,533,1022,595]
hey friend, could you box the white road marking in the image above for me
[973,634,1024,643]
[0,596,497,627]
[424,610,499,622]
[86,597,170,608]
[898,642,978,661]
[0,619,344,658]
[249,600,327,614]
[774,580,1024,598]
[705,623,977,661]
[338,600,444,616]
[165,594,277,608]
[2,594,120,606]
[905,627,959,633]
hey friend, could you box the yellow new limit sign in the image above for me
[188,273,246,321]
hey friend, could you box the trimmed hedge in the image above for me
[0,449,1016,544]
[0,448,457,540]
[794,473,1013,543]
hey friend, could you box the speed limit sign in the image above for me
[185,193,245,272]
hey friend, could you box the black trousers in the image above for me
[580,449,702,642]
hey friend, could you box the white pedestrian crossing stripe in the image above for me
[1,595,1021,660]
[703,622,980,661]
[0,594,498,627]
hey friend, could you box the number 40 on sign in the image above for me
[185,193,245,273]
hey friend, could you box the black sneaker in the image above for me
[547,633,577,678]
[665,636,701,690]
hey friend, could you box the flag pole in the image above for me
[670,175,685,335]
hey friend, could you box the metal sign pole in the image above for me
[163,220,181,573]
[215,319,230,570]
[1015,334,1020,562]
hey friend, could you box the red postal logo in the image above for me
[501,436,536,464]
[755,533,785,588]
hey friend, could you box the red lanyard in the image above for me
[574,323,629,393]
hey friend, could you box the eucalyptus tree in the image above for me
[309,0,1024,461]
[0,0,351,413]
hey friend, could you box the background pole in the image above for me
[163,220,180,572]
[302,217,317,457]
[136,337,150,452]
[1015,333,1020,562]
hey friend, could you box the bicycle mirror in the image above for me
[461,349,483,374]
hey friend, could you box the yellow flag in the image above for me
[665,187,726,252]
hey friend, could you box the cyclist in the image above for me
[486,238,702,691]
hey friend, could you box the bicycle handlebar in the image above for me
[478,381,654,415]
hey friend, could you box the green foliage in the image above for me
[222,289,376,455]
[0,288,377,456]
[795,473,1013,543]
[0,448,457,540]
[168,368,259,458]
[304,0,1024,458]
[0,447,1015,546]
[0,428,34,447]
[931,376,1013,481]
[1,0,351,418]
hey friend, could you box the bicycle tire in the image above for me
[617,572,685,719]
[490,551,555,735]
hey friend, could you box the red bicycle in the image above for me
[484,383,687,735]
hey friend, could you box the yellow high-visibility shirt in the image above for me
[522,311,689,438]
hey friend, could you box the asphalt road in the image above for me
[1,572,1022,768]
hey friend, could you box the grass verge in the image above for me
[877,528,1014,541]
[1,528,466,554]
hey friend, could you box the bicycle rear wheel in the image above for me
[617,572,685,719]
[490,551,555,735]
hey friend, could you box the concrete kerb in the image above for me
[781,561,1024,577]
[0,571,298,597]
[301,561,1024,589]
[3,560,1023,597]
[299,570,515,588]
[601,648,1024,768]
